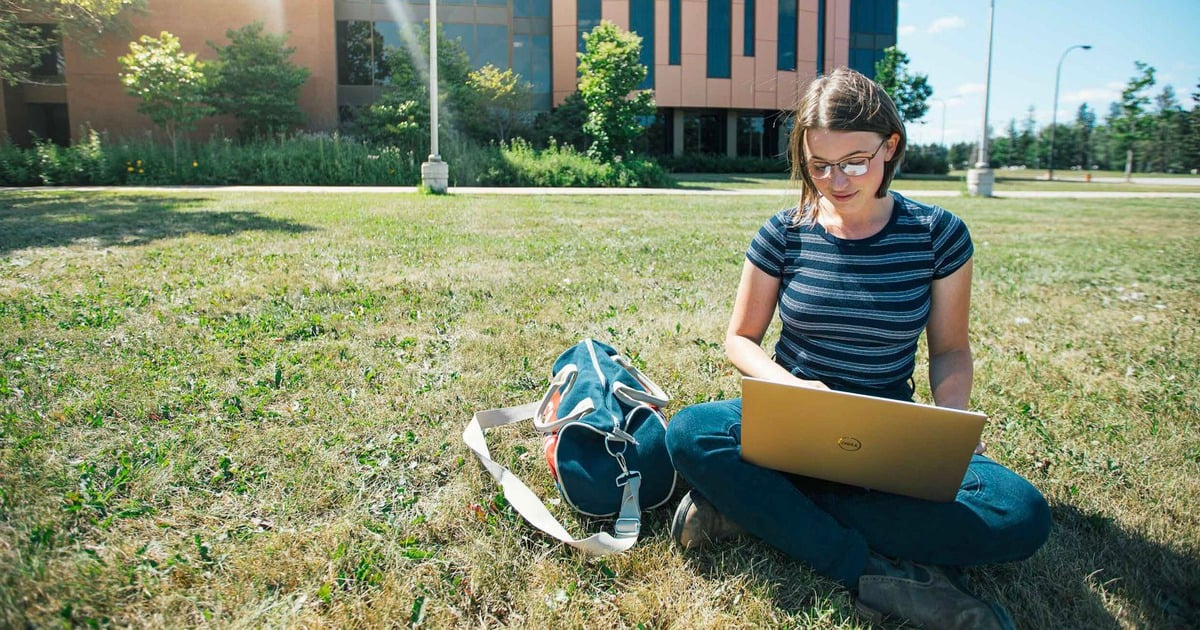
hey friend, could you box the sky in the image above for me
[896,0,1200,146]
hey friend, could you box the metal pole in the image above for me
[428,0,440,161]
[1048,44,1091,181]
[976,0,994,169]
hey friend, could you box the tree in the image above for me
[576,21,655,161]
[1150,85,1185,173]
[117,31,213,167]
[873,47,933,123]
[466,64,531,143]
[1111,61,1156,181]
[1188,80,1200,172]
[206,21,310,140]
[1075,103,1096,169]
[0,0,143,84]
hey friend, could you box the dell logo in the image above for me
[838,437,862,451]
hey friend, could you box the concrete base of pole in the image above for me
[967,167,995,197]
[421,159,449,194]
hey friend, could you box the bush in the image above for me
[472,139,671,188]
[899,143,950,175]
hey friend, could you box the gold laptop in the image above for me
[739,377,987,502]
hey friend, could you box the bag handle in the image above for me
[462,401,642,556]
[611,354,671,408]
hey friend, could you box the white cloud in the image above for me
[898,25,917,37]
[927,16,966,34]
[955,83,987,96]
[1061,83,1124,106]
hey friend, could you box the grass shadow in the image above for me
[0,191,316,256]
[1007,501,1200,628]
[672,499,1199,627]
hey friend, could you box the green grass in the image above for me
[671,170,1200,193]
[0,190,1197,628]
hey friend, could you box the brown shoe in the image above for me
[855,553,1015,630]
[670,490,746,549]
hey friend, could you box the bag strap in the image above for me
[462,400,644,556]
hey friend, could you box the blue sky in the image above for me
[896,0,1200,146]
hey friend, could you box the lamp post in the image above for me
[967,0,996,197]
[420,0,449,193]
[1047,44,1091,181]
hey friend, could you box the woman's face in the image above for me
[803,129,898,215]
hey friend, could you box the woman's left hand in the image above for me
[974,441,987,455]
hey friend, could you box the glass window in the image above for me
[744,0,755,57]
[707,0,730,78]
[684,110,725,155]
[28,24,65,78]
[577,0,602,53]
[737,114,766,159]
[514,33,551,95]
[336,20,378,86]
[669,0,680,65]
[476,24,510,69]
[478,0,508,5]
[630,0,655,89]
[777,0,796,71]
[514,0,551,17]
[443,22,474,57]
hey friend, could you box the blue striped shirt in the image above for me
[746,192,973,396]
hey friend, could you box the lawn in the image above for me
[671,170,1200,193]
[1,190,1197,628]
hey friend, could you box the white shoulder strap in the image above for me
[462,401,641,556]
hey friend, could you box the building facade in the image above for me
[1,0,895,157]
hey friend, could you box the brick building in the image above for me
[0,0,896,156]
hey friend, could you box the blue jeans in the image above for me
[665,399,1052,586]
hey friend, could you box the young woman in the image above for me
[665,67,1051,629]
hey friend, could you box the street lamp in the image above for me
[420,0,449,193]
[967,0,996,197]
[1047,44,1092,181]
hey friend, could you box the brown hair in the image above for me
[788,66,907,223]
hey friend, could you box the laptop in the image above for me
[739,377,987,502]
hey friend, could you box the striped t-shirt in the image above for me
[746,192,973,398]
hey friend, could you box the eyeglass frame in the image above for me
[804,137,890,180]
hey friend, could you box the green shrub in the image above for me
[471,139,671,187]
[900,143,950,175]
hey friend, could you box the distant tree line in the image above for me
[945,63,1199,175]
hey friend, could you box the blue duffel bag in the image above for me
[464,339,677,555]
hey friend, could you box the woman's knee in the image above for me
[981,465,1053,560]
[665,399,740,470]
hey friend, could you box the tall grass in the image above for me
[0,191,1196,628]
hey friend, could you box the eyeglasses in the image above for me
[806,138,889,180]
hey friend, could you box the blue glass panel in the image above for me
[744,0,755,57]
[778,0,796,71]
[630,0,655,89]
[577,0,602,53]
[515,0,551,17]
[444,22,474,57]
[707,0,730,78]
[476,24,510,69]
[669,0,680,65]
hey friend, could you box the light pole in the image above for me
[1047,44,1091,181]
[420,0,449,193]
[967,0,996,197]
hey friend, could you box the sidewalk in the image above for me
[8,185,1200,199]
